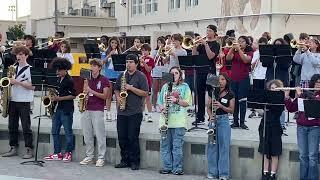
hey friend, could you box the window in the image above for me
[169,0,180,10]
[132,0,143,15]
[109,2,115,17]
[146,0,158,14]
[186,0,198,7]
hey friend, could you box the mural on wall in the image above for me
[219,0,262,34]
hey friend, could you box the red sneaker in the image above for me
[43,153,63,161]
[63,152,72,162]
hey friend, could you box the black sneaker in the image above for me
[240,124,249,130]
[230,123,239,128]
[130,163,140,170]
[173,170,184,175]
[191,120,204,125]
[115,162,129,168]
[261,172,270,180]
[248,111,256,118]
[269,174,276,180]
[159,169,171,174]
[282,126,286,130]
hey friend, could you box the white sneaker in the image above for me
[95,159,105,167]
[147,115,153,122]
[106,112,112,121]
[80,157,93,165]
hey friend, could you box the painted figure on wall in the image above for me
[219,0,262,34]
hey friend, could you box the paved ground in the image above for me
[0,156,206,180]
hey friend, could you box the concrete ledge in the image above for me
[0,123,317,180]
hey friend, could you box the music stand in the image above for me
[111,54,127,71]
[247,90,285,178]
[304,100,320,118]
[83,43,101,61]
[179,55,212,132]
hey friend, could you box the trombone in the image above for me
[182,35,206,50]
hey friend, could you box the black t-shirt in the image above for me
[214,90,235,115]
[196,40,220,74]
[115,70,149,116]
[56,74,76,112]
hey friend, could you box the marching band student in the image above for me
[2,46,35,159]
[218,37,235,77]
[284,74,320,180]
[166,33,187,69]
[56,40,74,65]
[114,54,149,170]
[23,35,37,66]
[259,79,284,180]
[293,38,320,88]
[262,32,272,44]
[192,25,220,125]
[248,37,268,118]
[79,59,109,167]
[151,37,167,111]
[226,36,253,129]
[43,57,76,162]
[207,73,235,180]
[103,36,122,121]
[140,43,155,122]
[158,66,192,175]
[49,31,65,53]
[131,37,144,51]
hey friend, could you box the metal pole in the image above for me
[15,0,18,23]
[54,0,58,32]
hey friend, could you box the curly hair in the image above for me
[309,74,320,88]
[52,57,72,70]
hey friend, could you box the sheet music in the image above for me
[298,98,304,112]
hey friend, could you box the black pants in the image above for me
[117,113,143,165]
[196,73,208,121]
[8,101,33,148]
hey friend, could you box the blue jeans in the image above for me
[52,109,74,153]
[207,114,231,178]
[160,128,186,173]
[297,125,320,180]
[280,111,285,127]
[231,76,250,125]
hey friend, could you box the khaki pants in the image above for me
[80,111,106,160]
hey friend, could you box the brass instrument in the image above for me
[98,43,107,52]
[274,87,320,91]
[182,35,206,50]
[160,82,173,140]
[48,37,70,46]
[119,69,128,111]
[206,74,220,144]
[42,88,58,117]
[290,39,307,49]
[78,78,89,113]
[0,65,16,118]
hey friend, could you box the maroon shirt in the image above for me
[140,55,155,91]
[86,75,110,111]
[229,51,253,82]
[285,92,320,126]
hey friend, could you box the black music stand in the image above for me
[84,43,101,60]
[179,55,212,132]
[247,90,284,178]
[304,100,320,118]
[111,54,127,71]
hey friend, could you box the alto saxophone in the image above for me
[42,88,58,117]
[78,78,88,113]
[207,87,218,144]
[159,82,173,140]
[0,65,16,118]
[119,69,128,111]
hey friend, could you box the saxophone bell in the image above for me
[0,77,11,88]
[207,122,217,144]
[42,96,51,108]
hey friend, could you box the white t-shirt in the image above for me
[251,50,267,80]
[169,47,187,69]
[56,53,74,64]
[11,64,34,102]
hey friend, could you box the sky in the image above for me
[0,0,31,20]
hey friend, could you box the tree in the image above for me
[7,24,25,40]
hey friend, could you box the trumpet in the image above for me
[182,35,206,50]
[48,37,70,46]
[290,39,307,49]
[274,87,320,91]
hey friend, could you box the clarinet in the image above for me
[159,82,173,140]
[207,87,218,144]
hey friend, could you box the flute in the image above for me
[274,87,320,91]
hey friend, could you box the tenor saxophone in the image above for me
[0,65,16,118]
[119,69,128,111]
[159,82,173,140]
[207,88,218,144]
[78,78,88,113]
